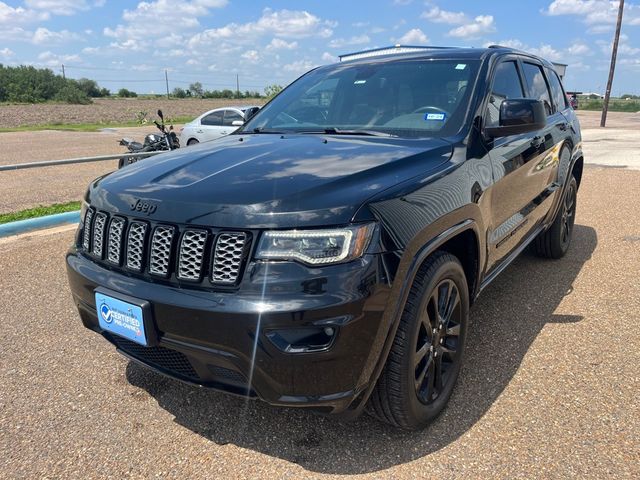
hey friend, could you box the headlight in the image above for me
[256,223,375,266]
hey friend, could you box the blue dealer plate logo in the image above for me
[95,292,147,346]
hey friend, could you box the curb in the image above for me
[0,210,80,238]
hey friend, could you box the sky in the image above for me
[1,0,639,95]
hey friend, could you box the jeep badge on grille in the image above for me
[130,199,158,215]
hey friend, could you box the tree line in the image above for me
[0,64,108,104]
[0,64,283,104]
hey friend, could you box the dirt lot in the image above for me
[1,166,638,479]
[0,98,265,129]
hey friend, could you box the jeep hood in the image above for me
[90,133,452,228]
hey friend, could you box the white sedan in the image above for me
[180,106,260,145]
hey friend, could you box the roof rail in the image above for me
[339,45,455,62]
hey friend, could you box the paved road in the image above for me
[1,111,639,214]
[1,167,638,479]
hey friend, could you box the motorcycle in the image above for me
[118,109,180,169]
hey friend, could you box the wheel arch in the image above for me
[344,211,486,419]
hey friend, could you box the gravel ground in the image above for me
[0,98,265,129]
[0,166,639,479]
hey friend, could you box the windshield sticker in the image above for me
[425,113,446,121]
[354,80,367,84]
[455,64,467,70]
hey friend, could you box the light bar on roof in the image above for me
[339,45,447,62]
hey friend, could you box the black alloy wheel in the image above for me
[368,251,469,430]
[413,278,462,405]
[534,173,578,259]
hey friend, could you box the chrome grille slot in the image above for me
[82,208,94,251]
[126,221,148,272]
[211,232,247,285]
[149,225,175,277]
[92,212,108,258]
[107,216,126,265]
[178,230,208,281]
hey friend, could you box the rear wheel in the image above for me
[187,138,199,146]
[368,251,469,430]
[117,156,137,169]
[534,175,577,259]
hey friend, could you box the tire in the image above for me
[368,251,469,430]
[187,138,199,146]
[534,175,578,259]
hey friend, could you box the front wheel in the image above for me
[534,175,578,259]
[187,138,199,146]
[368,251,469,430]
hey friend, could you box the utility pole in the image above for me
[61,64,65,80]
[165,69,170,99]
[601,0,625,127]
[236,74,240,99]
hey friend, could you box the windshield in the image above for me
[242,59,480,138]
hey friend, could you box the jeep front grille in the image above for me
[126,221,147,272]
[178,230,208,280]
[211,232,247,284]
[107,217,126,264]
[82,208,94,251]
[149,225,175,277]
[79,209,249,287]
[92,212,107,258]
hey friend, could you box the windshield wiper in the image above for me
[251,127,289,134]
[314,127,396,137]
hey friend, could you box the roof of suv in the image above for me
[338,45,548,66]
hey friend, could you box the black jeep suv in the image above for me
[67,46,583,430]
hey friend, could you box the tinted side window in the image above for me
[222,110,243,126]
[546,67,568,112]
[201,111,223,126]
[486,61,524,127]
[522,62,553,116]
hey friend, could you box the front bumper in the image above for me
[66,247,392,414]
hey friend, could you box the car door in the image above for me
[198,110,225,142]
[484,57,559,272]
[222,109,244,133]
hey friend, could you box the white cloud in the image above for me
[283,59,315,73]
[597,34,640,55]
[37,50,81,66]
[0,46,13,58]
[396,28,429,44]
[421,7,467,24]
[0,2,49,25]
[266,38,298,50]
[567,43,591,55]
[24,0,89,15]
[328,34,370,48]
[104,0,228,51]
[321,51,338,63]
[448,15,495,38]
[32,27,81,44]
[189,8,334,49]
[241,49,260,62]
[544,0,640,28]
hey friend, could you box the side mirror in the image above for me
[244,107,260,122]
[157,109,164,121]
[231,120,244,127]
[485,99,546,138]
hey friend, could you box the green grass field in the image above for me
[578,98,640,112]
[0,116,194,133]
[0,201,81,224]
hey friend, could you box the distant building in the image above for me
[552,62,567,81]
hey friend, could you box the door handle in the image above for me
[196,130,203,133]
